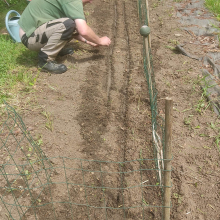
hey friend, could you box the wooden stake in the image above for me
[145,0,151,48]
[163,97,173,220]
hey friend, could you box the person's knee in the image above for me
[61,19,76,41]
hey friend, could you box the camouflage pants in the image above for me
[21,18,76,62]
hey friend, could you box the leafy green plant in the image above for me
[192,75,215,114]
[209,121,220,152]
[165,45,176,51]
[41,110,53,131]
[173,193,182,204]
[169,39,179,45]
[143,199,149,206]
[184,115,193,125]
[153,2,158,8]
[139,149,144,164]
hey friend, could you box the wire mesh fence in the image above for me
[0,104,165,219]
[0,103,53,220]
[0,0,170,219]
[137,0,167,195]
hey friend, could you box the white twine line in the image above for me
[152,123,164,187]
[141,180,149,184]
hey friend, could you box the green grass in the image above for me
[0,1,38,104]
[0,1,27,30]
[0,34,38,103]
[205,0,220,18]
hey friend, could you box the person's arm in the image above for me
[73,34,98,46]
[75,19,111,46]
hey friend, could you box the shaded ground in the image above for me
[1,0,220,219]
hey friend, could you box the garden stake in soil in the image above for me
[163,97,173,220]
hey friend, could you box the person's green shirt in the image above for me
[18,0,85,37]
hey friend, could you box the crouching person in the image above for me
[18,0,111,74]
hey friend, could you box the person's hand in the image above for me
[99,36,111,46]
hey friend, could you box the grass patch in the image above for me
[205,0,220,18]
[0,1,27,30]
[0,1,39,105]
[0,34,38,103]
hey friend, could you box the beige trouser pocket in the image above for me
[26,18,76,61]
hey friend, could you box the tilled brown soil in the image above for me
[1,0,220,219]
[1,0,161,219]
[149,0,220,219]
